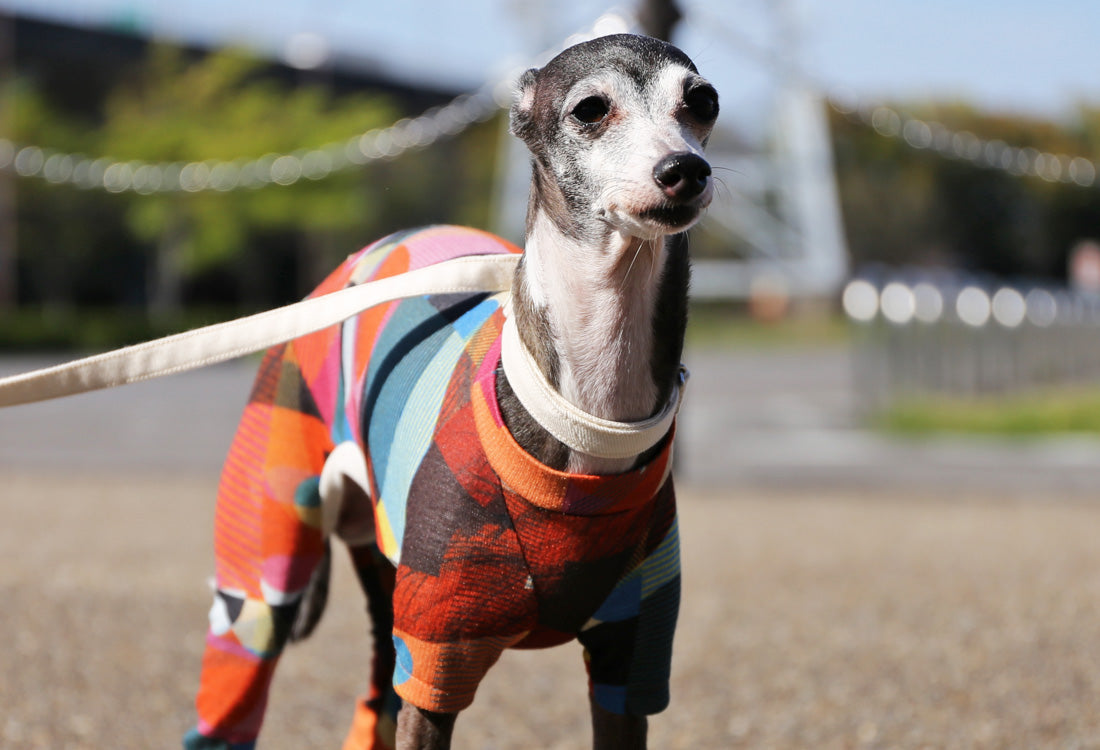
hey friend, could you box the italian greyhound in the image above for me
[185,33,717,750]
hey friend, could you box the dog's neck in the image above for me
[500,207,688,475]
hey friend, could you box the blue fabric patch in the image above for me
[591,571,642,623]
[451,297,500,339]
[332,321,357,445]
[592,683,628,715]
[393,634,414,686]
[363,297,441,488]
[293,476,322,509]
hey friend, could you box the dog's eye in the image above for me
[684,86,719,123]
[571,96,610,125]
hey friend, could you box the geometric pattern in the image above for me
[186,226,680,748]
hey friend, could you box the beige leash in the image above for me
[0,254,519,408]
[0,251,683,458]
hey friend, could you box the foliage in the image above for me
[5,43,503,319]
[686,303,849,349]
[880,386,1100,436]
[830,102,1100,281]
[0,305,235,351]
[98,46,397,275]
[6,79,78,147]
[8,36,1100,334]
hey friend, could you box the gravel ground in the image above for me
[3,473,1100,749]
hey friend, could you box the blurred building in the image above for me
[6,12,462,123]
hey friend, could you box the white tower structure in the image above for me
[692,0,849,300]
[770,0,849,296]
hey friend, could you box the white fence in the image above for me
[842,275,1100,407]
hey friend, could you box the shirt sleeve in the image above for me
[578,516,681,715]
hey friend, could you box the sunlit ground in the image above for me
[3,474,1099,750]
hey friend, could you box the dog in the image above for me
[184,33,717,750]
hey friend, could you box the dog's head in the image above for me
[511,34,718,242]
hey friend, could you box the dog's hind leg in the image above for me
[341,541,400,750]
[185,344,335,750]
[303,444,401,750]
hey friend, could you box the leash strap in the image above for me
[0,254,520,408]
[500,312,686,460]
[0,250,683,461]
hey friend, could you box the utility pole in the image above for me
[0,10,15,309]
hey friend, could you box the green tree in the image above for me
[4,75,108,312]
[97,46,398,313]
[830,102,1100,279]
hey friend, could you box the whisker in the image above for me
[621,241,647,287]
[711,165,744,177]
[711,175,733,201]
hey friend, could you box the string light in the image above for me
[696,7,1098,191]
[833,99,1099,188]
[842,277,1100,329]
[14,11,1086,198]
[0,10,637,197]
[0,87,500,195]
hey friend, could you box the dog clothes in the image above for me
[186,226,680,750]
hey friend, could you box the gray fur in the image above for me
[498,33,717,472]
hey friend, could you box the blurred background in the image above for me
[4,2,1100,748]
[2,0,1099,489]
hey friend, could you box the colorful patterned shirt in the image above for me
[205,225,681,725]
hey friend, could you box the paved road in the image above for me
[3,347,1099,495]
[0,356,249,475]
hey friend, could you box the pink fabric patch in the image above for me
[310,341,343,426]
[260,554,315,595]
[476,337,505,427]
[405,226,517,271]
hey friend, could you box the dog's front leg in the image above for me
[395,703,457,750]
[590,696,647,750]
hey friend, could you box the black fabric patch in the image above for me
[578,617,638,686]
[274,357,323,420]
[536,549,637,633]
[400,442,512,577]
[217,590,244,623]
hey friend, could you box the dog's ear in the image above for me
[509,68,539,143]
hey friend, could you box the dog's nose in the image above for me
[653,153,711,201]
